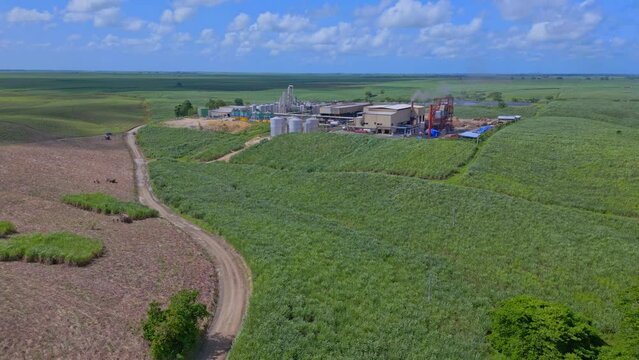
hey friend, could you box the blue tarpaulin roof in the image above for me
[460,125,494,139]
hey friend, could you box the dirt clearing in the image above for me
[165,119,251,133]
[0,136,216,359]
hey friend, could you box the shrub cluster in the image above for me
[0,220,17,238]
[63,193,158,220]
[0,232,103,266]
[143,290,209,360]
[489,295,605,359]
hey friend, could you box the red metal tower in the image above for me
[427,96,455,136]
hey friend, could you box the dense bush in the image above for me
[62,193,158,220]
[143,290,209,360]
[0,220,17,237]
[489,296,605,359]
[0,232,103,266]
[174,100,196,117]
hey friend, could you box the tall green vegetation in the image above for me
[174,100,196,117]
[0,232,103,266]
[142,158,639,359]
[0,220,17,238]
[458,116,639,217]
[143,290,209,360]
[232,132,477,179]
[137,123,268,162]
[603,286,639,359]
[206,98,227,109]
[63,193,159,220]
[488,296,605,359]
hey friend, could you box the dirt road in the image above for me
[126,127,251,360]
[212,136,267,163]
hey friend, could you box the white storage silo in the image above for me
[304,117,320,133]
[270,117,287,137]
[288,117,304,133]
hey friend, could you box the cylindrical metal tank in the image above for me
[270,117,287,137]
[288,117,304,133]
[304,117,320,133]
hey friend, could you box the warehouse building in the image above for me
[319,102,370,116]
[357,104,426,134]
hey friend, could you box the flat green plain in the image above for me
[1,72,638,358]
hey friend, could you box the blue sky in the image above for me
[0,0,637,73]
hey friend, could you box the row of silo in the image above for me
[270,116,320,137]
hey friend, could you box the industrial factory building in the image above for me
[319,102,370,116]
[357,104,426,134]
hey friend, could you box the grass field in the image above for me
[0,90,147,144]
[62,193,159,220]
[232,132,477,179]
[0,232,103,266]
[133,73,639,358]
[456,116,639,217]
[145,159,639,359]
[137,122,269,161]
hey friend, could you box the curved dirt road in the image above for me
[126,127,251,360]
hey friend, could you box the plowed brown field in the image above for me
[0,136,216,359]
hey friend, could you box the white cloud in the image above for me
[91,33,163,52]
[161,0,228,24]
[378,0,451,28]
[6,7,53,23]
[123,18,146,31]
[255,12,311,33]
[494,0,567,21]
[526,11,601,42]
[93,7,120,27]
[228,13,250,31]
[161,7,195,24]
[198,28,216,44]
[66,0,120,13]
[418,17,483,58]
[419,17,482,41]
[310,3,340,18]
[174,32,192,43]
[355,0,393,18]
[64,0,121,27]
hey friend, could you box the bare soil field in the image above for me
[0,136,217,359]
[165,119,251,133]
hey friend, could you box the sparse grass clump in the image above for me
[143,290,209,360]
[63,193,158,220]
[0,220,17,238]
[0,232,103,266]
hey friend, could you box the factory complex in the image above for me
[200,85,521,139]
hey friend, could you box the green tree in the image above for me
[206,98,227,110]
[234,98,244,106]
[143,290,209,360]
[489,295,605,360]
[365,91,377,102]
[174,100,195,117]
